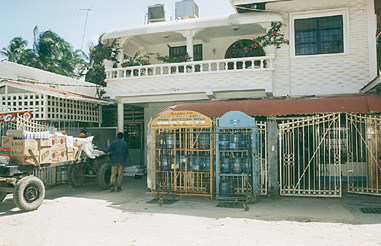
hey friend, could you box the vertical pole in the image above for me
[267,119,279,197]
[117,103,124,133]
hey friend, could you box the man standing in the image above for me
[106,132,129,192]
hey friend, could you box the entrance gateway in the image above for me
[279,113,381,197]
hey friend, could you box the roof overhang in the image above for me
[159,94,381,118]
[0,80,113,105]
[360,76,381,93]
[112,88,268,104]
[102,12,284,43]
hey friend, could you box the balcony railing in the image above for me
[105,56,274,80]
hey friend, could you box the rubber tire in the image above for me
[97,163,112,190]
[13,176,45,211]
[0,192,7,203]
[67,164,86,188]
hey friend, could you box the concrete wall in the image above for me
[110,0,376,99]
[272,0,375,97]
[106,69,273,100]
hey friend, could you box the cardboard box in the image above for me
[51,148,67,162]
[6,129,25,138]
[39,147,51,164]
[67,152,75,160]
[10,156,36,165]
[1,136,13,147]
[51,136,66,149]
[66,136,74,148]
[11,148,39,157]
[11,139,38,149]
[38,138,52,148]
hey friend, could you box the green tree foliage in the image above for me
[85,35,120,89]
[1,26,87,79]
[0,37,28,63]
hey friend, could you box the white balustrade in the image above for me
[105,56,274,80]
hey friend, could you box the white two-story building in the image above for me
[102,0,381,197]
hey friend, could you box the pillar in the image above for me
[267,120,279,197]
[186,35,194,61]
[117,103,124,133]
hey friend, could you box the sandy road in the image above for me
[0,178,380,246]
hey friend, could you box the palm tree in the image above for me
[27,26,80,77]
[2,27,91,81]
[0,37,28,63]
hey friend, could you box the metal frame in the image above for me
[257,121,268,195]
[151,111,215,199]
[279,113,342,197]
[215,111,260,204]
[346,113,381,196]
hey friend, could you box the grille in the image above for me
[359,208,381,214]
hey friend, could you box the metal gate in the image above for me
[347,113,381,196]
[279,113,342,197]
[257,121,268,195]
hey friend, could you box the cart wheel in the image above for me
[67,164,86,188]
[13,176,45,211]
[97,163,111,190]
[0,192,7,203]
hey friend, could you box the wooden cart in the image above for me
[0,153,111,211]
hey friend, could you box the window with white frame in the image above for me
[291,10,347,56]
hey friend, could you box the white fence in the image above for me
[106,56,274,80]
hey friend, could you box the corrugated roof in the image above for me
[159,94,381,118]
[1,80,112,105]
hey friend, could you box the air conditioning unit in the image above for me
[175,0,199,20]
[147,4,171,23]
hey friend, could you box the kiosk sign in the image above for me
[0,111,32,123]
[152,111,212,128]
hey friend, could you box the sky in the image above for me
[0,0,234,54]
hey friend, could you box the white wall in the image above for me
[272,0,374,97]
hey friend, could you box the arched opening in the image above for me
[225,39,265,69]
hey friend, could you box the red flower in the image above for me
[272,31,276,35]
[252,38,257,42]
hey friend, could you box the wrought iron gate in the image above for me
[347,113,381,196]
[279,113,342,197]
[257,122,268,195]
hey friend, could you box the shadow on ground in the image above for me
[1,176,381,225]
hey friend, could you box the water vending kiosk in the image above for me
[216,111,260,209]
[151,111,214,199]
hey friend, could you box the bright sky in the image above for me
[0,0,234,54]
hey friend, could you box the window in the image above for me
[169,44,203,61]
[295,15,343,56]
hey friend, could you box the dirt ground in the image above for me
[0,177,381,246]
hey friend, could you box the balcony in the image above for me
[105,56,275,103]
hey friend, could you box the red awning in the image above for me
[159,94,381,118]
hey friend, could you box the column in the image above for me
[117,103,124,133]
[186,35,194,61]
[267,120,279,198]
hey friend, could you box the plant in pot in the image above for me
[257,22,289,55]
[232,22,289,59]
[156,46,191,73]
[121,51,151,76]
